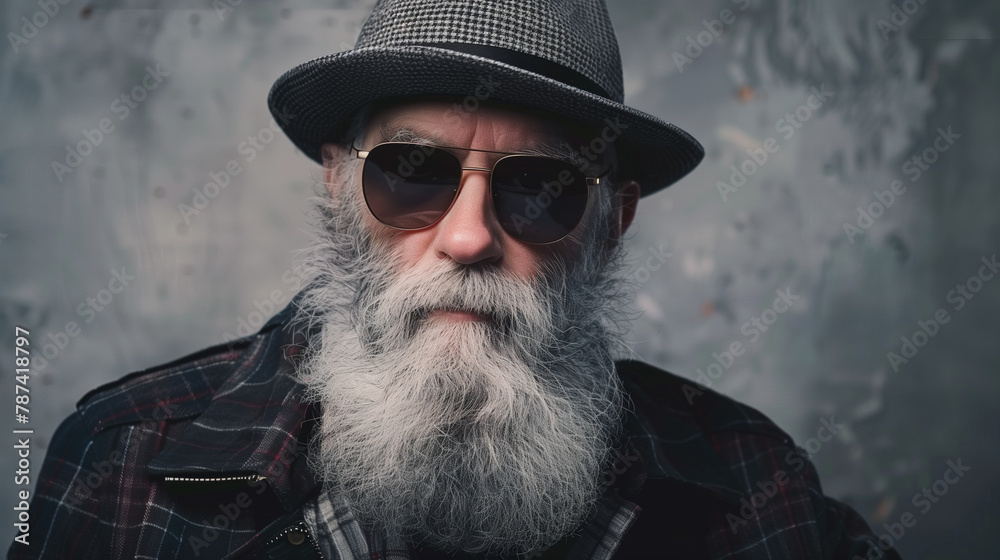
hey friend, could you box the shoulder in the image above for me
[615,358,793,444]
[73,333,266,436]
[615,360,894,558]
[74,297,303,436]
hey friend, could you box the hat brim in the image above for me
[267,45,703,197]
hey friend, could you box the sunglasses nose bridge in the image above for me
[454,165,495,205]
[461,165,493,173]
[449,165,497,223]
[426,164,506,265]
[450,164,495,212]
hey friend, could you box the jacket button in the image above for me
[286,530,306,545]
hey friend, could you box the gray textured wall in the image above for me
[1,0,997,557]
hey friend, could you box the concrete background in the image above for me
[1,0,997,557]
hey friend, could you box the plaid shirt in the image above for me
[10,299,899,559]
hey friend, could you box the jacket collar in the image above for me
[145,298,322,512]
[146,299,746,512]
[618,376,745,507]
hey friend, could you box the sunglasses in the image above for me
[352,141,602,244]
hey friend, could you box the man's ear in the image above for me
[609,180,640,246]
[321,142,353,198]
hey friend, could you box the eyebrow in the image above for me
[375,123,594,172]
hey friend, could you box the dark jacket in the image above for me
[9,300,899,559]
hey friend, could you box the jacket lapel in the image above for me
[146,302,322,515]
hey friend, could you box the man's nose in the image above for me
[431,170,503,265]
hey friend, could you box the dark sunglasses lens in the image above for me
[492,157,589,243]
[362,144,461,229]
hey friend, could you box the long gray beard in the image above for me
[292,166,633,556]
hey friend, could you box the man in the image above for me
[13,1,899,559]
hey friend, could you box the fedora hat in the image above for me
[267,0,703,197]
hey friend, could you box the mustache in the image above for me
[353,260,558,351]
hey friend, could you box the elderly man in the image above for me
[14,1,899,559]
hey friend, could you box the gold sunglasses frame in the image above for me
[350,141,602,244]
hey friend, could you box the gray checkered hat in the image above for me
[268,0,704,196]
